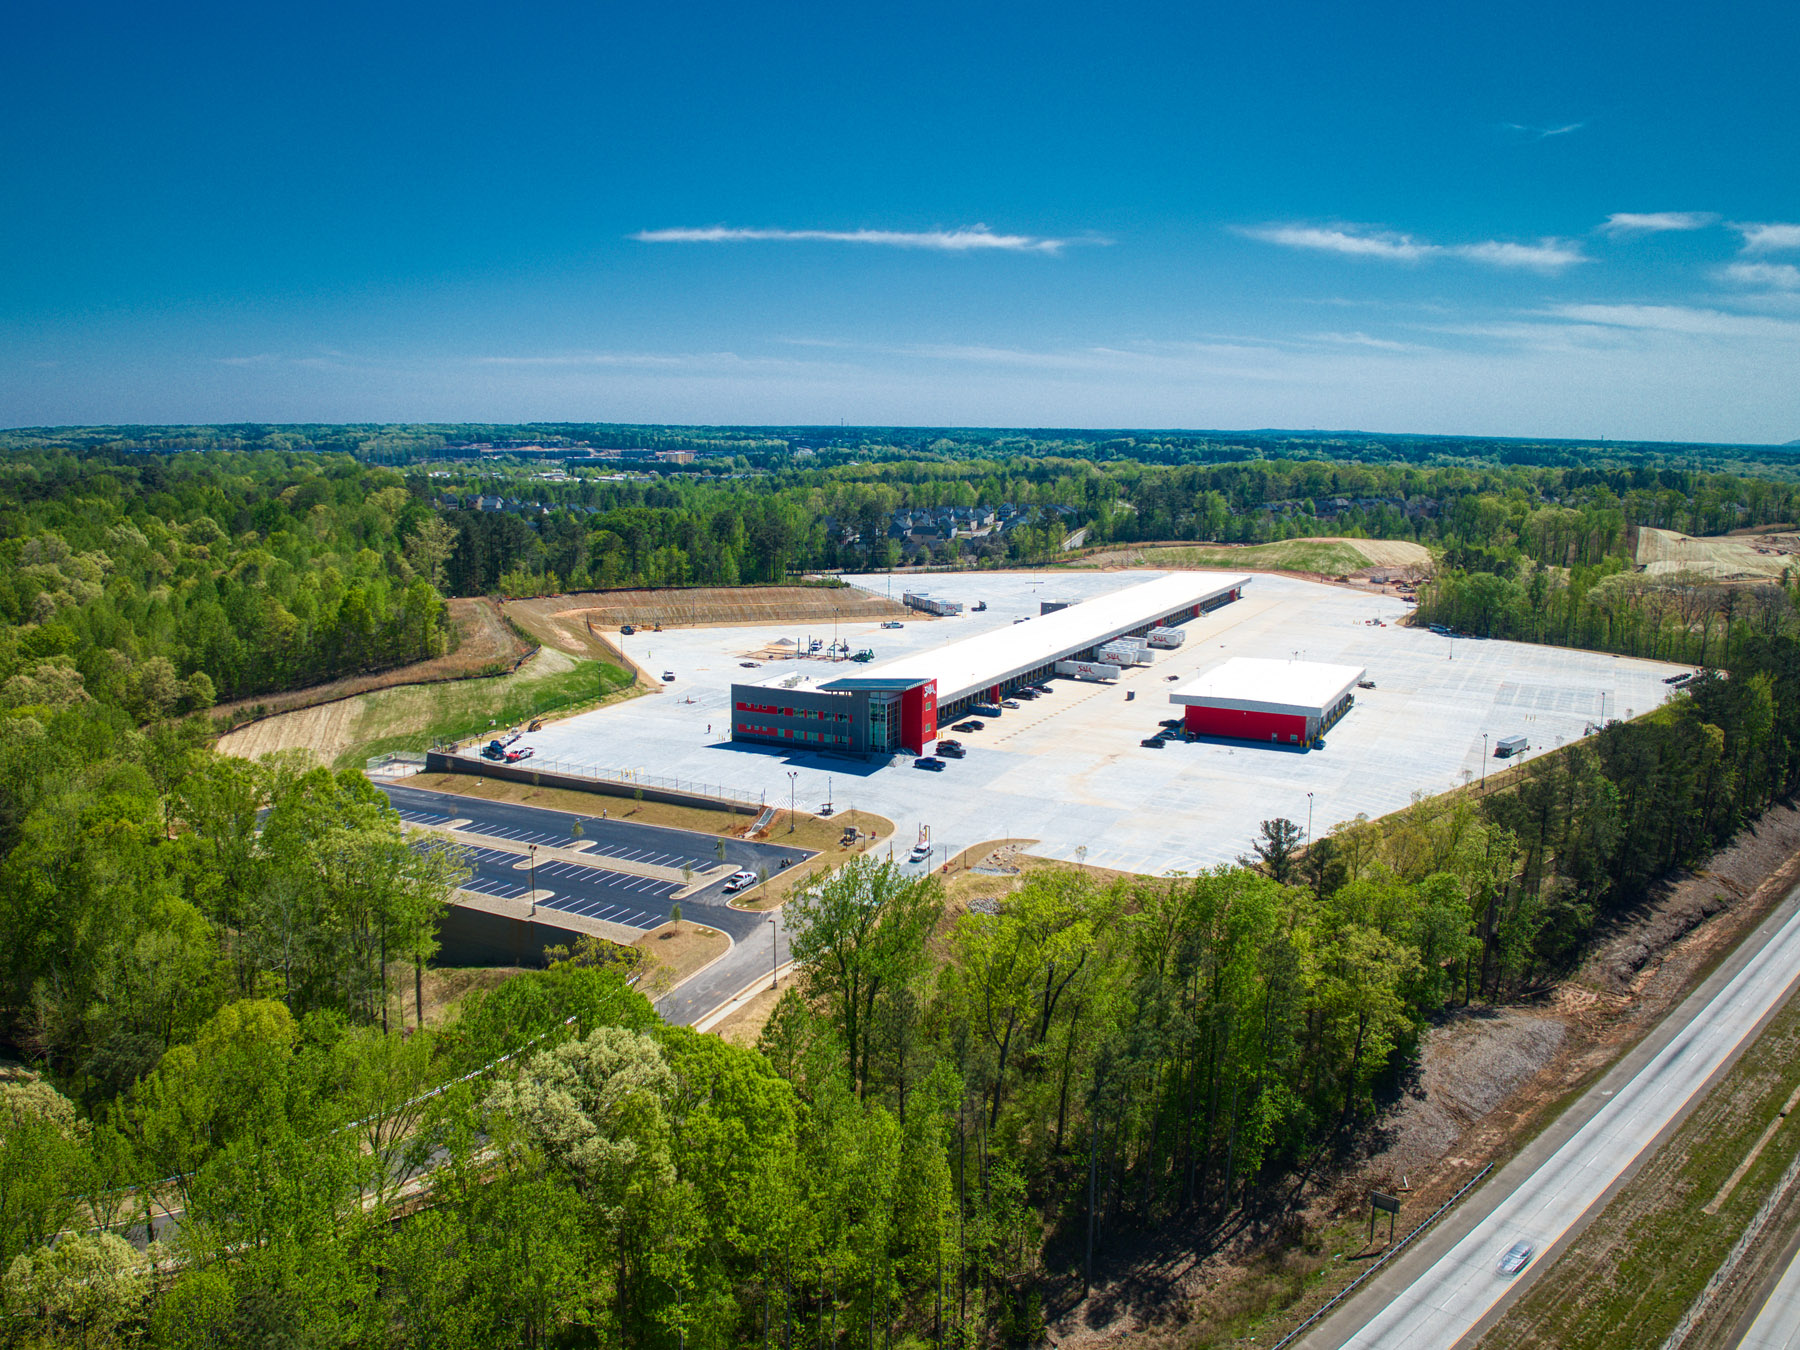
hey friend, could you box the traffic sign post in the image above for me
[1370,1190,1400,1246]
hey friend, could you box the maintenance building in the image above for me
[730,572,1249,757]
[1169,657,1364,747]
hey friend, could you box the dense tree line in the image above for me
[0,450,449,720]
[418,445,1800,596]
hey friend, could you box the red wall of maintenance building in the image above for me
[1184,704,1310,744]
[900,681,938,753]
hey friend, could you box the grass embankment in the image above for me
[634,921,731,996]
[730,809,895,910]
[217,647,638,772]
[349,651,635,768]
[1476,984,1800,1350]
[1063,538,1430,575]
[211,596,532,730]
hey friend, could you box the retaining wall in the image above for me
[423,752,762,816]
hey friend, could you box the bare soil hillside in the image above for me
[517,585,910,632]
[1636,526,1800,580]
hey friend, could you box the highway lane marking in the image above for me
[1332,896,1800,1350]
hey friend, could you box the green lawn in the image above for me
[1064,540,1380,575]
[337,651,636,771]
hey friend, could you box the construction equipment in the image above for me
[527,718,543,732]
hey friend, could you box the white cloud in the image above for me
[1734,223,1800,254]
[1503,121,1586,140]
[630,224,1087,254]
[1449,239,1587,271]
[1717,261,1800,291]
[1239,225,1433,261]
[1600,211,1717,235]
[1244,224,1585,271]
[1546,304,1800,340]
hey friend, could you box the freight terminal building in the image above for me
[730,572,1250,756]
[1169,657,1364,747]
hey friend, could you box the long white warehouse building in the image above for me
[729,572,1249,757]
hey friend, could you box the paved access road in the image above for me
[1304,882,1800,1350]
[1741,1244,1800,1350]
[379,782,808,1024]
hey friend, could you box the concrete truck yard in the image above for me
[501,570,1693,876]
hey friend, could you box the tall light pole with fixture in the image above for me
[767,914,779,990]
[1482,733,1489,786]
[786,771,798,833]
[1306,791,1314,843]
[528,843,538,918]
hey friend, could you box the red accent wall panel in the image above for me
[1184,705,1309,743]
[899,680,939,753]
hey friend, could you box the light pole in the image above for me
[528,843,538,918]
[1482,734,1488,787]
[786,771,798,833]
[1306,791,1314,843]
[1600,691,1608,725]
[768,914,779,990]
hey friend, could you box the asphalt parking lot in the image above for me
[382,783,809,937]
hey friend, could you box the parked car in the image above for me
[1497,1241,1535,1276]
[1140,736,1166,748]
[1001,699,1021,709]
[1358,678,1376,689]
[1159,717,1183,730]
[913,756,945,771]
[739,661,760,668]
[953,720,984,732]
[881,621,905,629]
[909,843,932,862]
[935,738,962,751]
[937,744,967,758]
[722,869,758,894]
[1015,688,1039,699]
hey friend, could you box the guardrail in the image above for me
[1270,1163,1494,1350]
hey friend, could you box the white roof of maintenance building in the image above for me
[762,572,1250,705]
[1170,657,1365,718]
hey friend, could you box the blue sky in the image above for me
[4,1,1798,441]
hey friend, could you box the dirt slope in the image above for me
[512,585,910,632]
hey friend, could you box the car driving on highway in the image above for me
[1497,1240,1535,1276]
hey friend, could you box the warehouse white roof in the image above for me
[761,572,1249,704]
[1170,657,1365,718]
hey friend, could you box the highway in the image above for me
[1741,1242,1800,1350]
[1302,882,1800,1350]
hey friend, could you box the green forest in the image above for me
[0,451,448,721]
[7,426,1800,1347]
